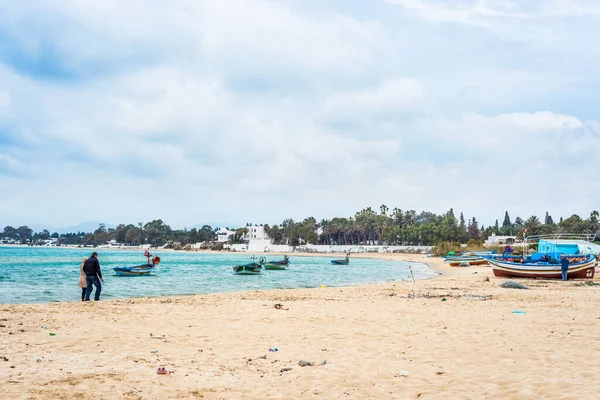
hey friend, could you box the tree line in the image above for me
[264,208,600,246]
[2,208,599,248]
[1,220,215,248]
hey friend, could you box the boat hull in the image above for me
[233,263,262,275]
[264,264,286,270]
[487,257,596,279]
[267,259,289,266]
[447,258,488,267]
[331,260,349,265]
[113,267,154,276]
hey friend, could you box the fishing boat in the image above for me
[444,256,489,267]
[114,250,161,277]
[265,255,289,266]
[233,257,264,275]
[331,253,350,265]
[485,235,598,279]
[486,254,596,279]
[113,265,155,276]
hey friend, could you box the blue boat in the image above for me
[113,265,155,276]
[331,253,350,265]
[485,237,598,279]
[114,251,161,277]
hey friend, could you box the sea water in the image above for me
[0,246,437,304]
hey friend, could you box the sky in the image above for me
[1,0,599,230]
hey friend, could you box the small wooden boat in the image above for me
[233,257,264,275]
[263,263,287,270]
[114,251,161,276]
[265,255,289,266]
[445,256,489,267]
[113,265,154,276]
[331,253,350,265]
[486,254,596,279]
[233,263,263,275]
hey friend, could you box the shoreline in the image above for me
[1,251,440,306]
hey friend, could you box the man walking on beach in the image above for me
[83,252,104,301]
[560,256,569,281]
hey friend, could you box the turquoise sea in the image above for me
[0,246,436,304]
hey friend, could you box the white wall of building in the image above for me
[244,225,269,240]
[224,244,432,253]
[216,228,236,243]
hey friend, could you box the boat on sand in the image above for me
[486,254,596,279]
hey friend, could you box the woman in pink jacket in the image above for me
[78,257,88,301]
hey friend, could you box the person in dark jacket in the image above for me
[83,252,104,301]
[560,256,569,281]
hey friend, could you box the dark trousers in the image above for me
[561,267,568,281]
[85,276,102,301]
[81,288,86,301]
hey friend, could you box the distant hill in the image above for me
[58,222,117,234]
[41,222,116,234]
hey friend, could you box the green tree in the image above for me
[523,215,542,236]
[514,217,523,226]
[502,211,511,228]
[2,226,17,239]
[589,211,599,233]
[468,217,481,240]
[16,226,33,243]
[143,219,172,247]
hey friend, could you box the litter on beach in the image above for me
[511,310,527,314]
[157,367,172,375]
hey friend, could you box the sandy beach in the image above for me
[1,253,599,400]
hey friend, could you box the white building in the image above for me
[243,225,272,251]
[484,233,517,247]
[216,228,237,243]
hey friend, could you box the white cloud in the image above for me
[324,78,426,116]
[386,0,600,23]
[0,0,599,229]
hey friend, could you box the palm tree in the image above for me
[380,204,389,217]
[523,216,542,236]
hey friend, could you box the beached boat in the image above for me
[485,234,598,279]
[486,254,596,279]
[445,256,489,267]
[113,251,161,277]
[331,253,350,265]
[233,257,264,275]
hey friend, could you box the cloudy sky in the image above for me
[1,0,599,230]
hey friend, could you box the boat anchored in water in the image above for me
[263,255,289,270]
[331,253,350,265]
[114,250,161,276]
[233,256,264,275]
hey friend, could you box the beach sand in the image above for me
[1,253,599,399]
